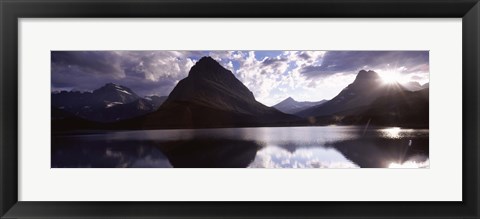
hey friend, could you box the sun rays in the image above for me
[378,71,405,84]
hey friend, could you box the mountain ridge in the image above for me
[273,97,327,114]
[52,83,167,122]
[296,70,408,118]
[52,60,429,130]
[119,56,299,129]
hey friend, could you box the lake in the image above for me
[51,126,429,168]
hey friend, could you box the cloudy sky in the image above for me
[51,51,429,106]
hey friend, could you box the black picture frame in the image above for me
[1,0,479,218]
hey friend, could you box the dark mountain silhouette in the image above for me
[273,97,327,114]
[51,107,101,131]
[309,88,429,128]
[296,70,407,118]
[120,56,298,129]
[52,62,428,130]
[52,107,76,120]
[52,83,167,122]
[340,88,429,128]
[422,82,429,89]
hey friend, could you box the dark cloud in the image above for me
[298,52,311,60]
[51,51,193,96]
[300,51,429,78]
[117,77,178,96]
[52,51,123,76]
[260,56,290,72]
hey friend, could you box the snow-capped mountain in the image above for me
[90,83,140,106]
[52,83,167,122]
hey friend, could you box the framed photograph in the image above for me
[1,0,479,218]
[50,50,430,169]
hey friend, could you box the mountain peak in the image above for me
[188,56,225,77]
[198,56,217,63]
[162,56,281,116]
[285,97,295,102]
[356,69,379,79]
[97,83,128,91]
[276,97,296,105]
[92,83,139,103]
[353,70,380,83]
[273,97,327,114]
[100,82,128,89]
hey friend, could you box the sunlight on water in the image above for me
[380,127,402,139]
[388,159,430,168]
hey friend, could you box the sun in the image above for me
[379,71,401,84]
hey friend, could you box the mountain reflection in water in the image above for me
[51,126,429,168]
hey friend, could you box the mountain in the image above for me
[52,61,428,130]
[296,70,407,118]
[422,82,429,89]
[90,83,140,106]
[51,107,102,131]
[121,56,298,129]
[401,81,423,91]
[339,88,429,128]
[52,83,167,122]
[273,97,327,114]
[52,83,139,111]
[145,95,168,109]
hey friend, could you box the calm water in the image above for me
[51,126,429,168]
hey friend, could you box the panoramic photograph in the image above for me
[51,50,429,168]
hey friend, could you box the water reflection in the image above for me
[51,126,429,168]
[249,146,358,168]
[327,137,429,168]
[52,138,261,168]
[158,139,261,168]
[388,159,430,168]
[52,139,174,168]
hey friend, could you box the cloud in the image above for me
[261,56,288,66]
[52,51,125,77]
[298,51,429,78]
[51,50,429,105]
[209,50,332,105]
[51,51,195,96]
[231,51,291,104]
